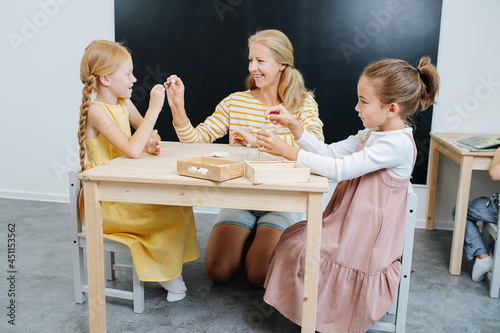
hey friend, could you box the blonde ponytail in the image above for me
[361,56,440,124]
[416,56,440,111]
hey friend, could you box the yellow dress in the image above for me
[82,99,199,282]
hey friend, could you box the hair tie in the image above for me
[417,68,422,76]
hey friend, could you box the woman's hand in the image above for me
[229,128,258,146]
[149,84,166,113]
[145,129,161,155]
[256,131,299,161]
[165,75,185,111]
[264,104,305,140]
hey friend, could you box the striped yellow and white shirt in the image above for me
[174,90,324,146]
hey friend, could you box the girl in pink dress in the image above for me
[235,57,440,332]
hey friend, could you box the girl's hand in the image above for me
[264,104,305,140]
[165,75,185,111]
[264,104,296,128]
[145,130,161,155]
[149,84,166,113]
[256,131,299,161]
[229,128,257,146]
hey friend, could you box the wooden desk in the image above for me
[426,132,497,275]
[79,141,329,333]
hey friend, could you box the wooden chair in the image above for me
[69,171,145,313]
[369,187,417,332]
[481,206,500,298]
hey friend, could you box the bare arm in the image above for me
[127,99,162,155]
[88,84,165,158]
[165,75,189,126]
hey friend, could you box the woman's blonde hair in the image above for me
[361,56,440,125]
[78,40,131,172]
[245,29,313,111]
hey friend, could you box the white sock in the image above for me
[472,256,493,282]
[158,275,187,302]
[166,291,186,302]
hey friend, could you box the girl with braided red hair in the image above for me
[78,40,199,302]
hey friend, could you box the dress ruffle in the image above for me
[264,221,401,333]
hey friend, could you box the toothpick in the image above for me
[245,143,251,161]
[259,124,265,161]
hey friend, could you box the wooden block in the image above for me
[245,161,310,184]
[177,156,244,182]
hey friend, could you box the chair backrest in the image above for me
[402,184,417,280]
[370,183,417,332]
[69,171,83,239]
[392,184,417,331]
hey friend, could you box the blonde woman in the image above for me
[165,29,324,287]
[78,40,199,302]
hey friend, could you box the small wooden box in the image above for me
[245,161,310,184]
[177,156,244,182]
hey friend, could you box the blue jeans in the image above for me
[452,193,499,262]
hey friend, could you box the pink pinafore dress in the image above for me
[264,132,416,332]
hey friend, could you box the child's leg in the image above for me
[453,194,499,281]
[453,196,496,261]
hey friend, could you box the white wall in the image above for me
[0,0,114,202]
[1,0,499,229]
[425,0,500,229]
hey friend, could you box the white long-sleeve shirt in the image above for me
[296,127,414,182]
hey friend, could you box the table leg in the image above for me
[83,181,107,332]
[449,156,473,275]
[426,138,439,230]
[301,192,323,333]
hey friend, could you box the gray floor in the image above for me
[0,198,499,333]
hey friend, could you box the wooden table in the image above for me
[426,132,497,275]
[78,141,329,333]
